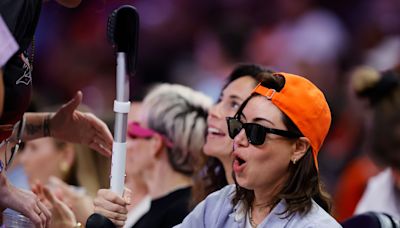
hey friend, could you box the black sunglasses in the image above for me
[226,117,302,145]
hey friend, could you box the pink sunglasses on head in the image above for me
[128,122,174,148]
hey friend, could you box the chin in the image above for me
[235,176,258,190]
[203,142,218,156]
[235,176,249,188]
[204,142,231,157]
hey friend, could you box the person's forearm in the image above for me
[0,172,7,224]
[0,172,11,213]
[23,112,53,141]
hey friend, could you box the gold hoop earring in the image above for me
[59,161,69,176]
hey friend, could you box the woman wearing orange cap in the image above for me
[176,72,340,227]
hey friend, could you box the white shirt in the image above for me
[355,168,400,220]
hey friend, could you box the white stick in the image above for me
[110,52,130,196]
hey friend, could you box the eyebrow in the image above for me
[253,117,275,126]
[228,94,243,100]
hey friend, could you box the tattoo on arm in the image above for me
[25,123,42,137]
[43,114,51,137]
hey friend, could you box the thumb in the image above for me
[60,91,83,114]
[122,187,132,205]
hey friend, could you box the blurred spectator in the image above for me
[19,122,108,227]
[350,66,400,220]
[93,83,212,227]
[123,102,151,228]
[19,137,107,225]
[245,0,348,98]
[171,20,252,101]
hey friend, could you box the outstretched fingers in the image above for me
[85,113,113,156]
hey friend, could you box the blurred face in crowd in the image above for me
[126,133,154,178]
[203,76,256,162]
[232,96,298,190]
[20,138,67,185]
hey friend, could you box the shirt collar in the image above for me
[232,199,295,226]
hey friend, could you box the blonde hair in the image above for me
[41,104,110,197]
[141,84,212,175]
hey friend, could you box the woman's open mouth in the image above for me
[233,154,246,173]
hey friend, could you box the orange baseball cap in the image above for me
[252,72,331,170]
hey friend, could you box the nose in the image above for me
[19,148,28,165]
[208,103,221,120]
[233,128,249,150]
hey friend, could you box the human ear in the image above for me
[150,134,164,158]
[291,137,310,164]
[58,143,75,176]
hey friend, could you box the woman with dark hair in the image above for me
[191,64,274,205]
[176,72,340,227]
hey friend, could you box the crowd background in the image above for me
[28,0,400,222]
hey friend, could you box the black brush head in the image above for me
[107,5,139,75]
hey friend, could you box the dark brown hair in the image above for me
[231,74,332,217]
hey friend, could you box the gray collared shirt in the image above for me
[175,185,342,228]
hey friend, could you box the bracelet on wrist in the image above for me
[43,113,52,137]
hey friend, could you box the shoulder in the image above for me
[365,168,392,188]
[355,168,397,214]
[263,200,341,228]
[175,185,236,228]
[295,200,342,228]
[164,188,192,215]
[195,184,235,213]
[156,187,192,215]
[201,184,237,211]
[207,184,236,199]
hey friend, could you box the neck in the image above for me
[220,156,234,184]
[250,193,273,226]
[145,160,192,199]
[250,176,287,224]
[125,175,149,211]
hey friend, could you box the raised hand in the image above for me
[0,174,51,228]
[33,182,78,228]
[48,176,94,226]
[50,91,113,157]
